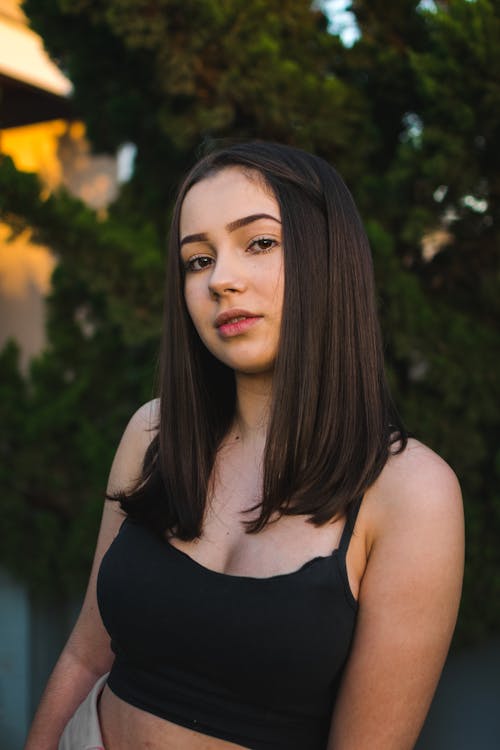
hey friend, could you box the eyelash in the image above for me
[183,236,279,273]
[249,236,278,252]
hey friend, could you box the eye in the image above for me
[248,237,279,253]
[184,255,214,273]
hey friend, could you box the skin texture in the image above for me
[24,168,464,750]
[327,441,464,749]
[180,167,285,378]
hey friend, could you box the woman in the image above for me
[25,142,464,750]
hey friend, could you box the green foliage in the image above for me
[0,155,164,342]
[0,158,158,593]
[1,0,497,642]
[353,0,500,644]
[23,0,373,225]
[408,0,500,285]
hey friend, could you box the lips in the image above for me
[214,309,263,338]
[214,309,260,328]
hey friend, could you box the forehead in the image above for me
[179,167,279,234]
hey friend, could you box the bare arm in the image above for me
[24,400,158,750]
[328,443,464,750]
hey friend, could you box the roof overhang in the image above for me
[0,12,72,97]
[0,72,74,127]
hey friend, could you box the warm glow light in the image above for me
[1,120,119,208]
[0,0,72,96]
[1,120,67,189]
[0,224,55,299]
[0,2,118,366]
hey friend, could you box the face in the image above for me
[179,167,284,376]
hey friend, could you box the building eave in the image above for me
[0,11,72,98]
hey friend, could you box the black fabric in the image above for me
[97,498,362,750]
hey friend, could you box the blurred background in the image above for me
[0,0,499,747]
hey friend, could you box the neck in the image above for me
[232,371,273,443]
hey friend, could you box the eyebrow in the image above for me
[180,213,281,247]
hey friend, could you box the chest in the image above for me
[171,443,346,579]
[97,519,358,717]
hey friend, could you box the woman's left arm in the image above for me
[328,445,465,750]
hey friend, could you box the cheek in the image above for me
[184,281,205,324]
[267,267,285,316]
[184,286,219,353]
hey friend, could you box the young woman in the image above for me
[25,142,464,750]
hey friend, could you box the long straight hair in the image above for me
[118,142,406,537]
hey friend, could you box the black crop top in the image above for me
[96,497,362,750]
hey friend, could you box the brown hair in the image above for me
[117,141,406,537]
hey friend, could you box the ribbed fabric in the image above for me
[97,498,362,750]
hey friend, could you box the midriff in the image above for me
[99,685,248,750]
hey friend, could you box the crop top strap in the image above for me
[337,494,363,558]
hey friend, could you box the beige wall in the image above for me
[0,0,25,24]
[0,225,55,370]
[0,120,118,370]
[0,0,120,370]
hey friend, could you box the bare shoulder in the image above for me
[328,439,464,748]
[362,438,464,550]
[127,397,160,439]
[106,399,160,495]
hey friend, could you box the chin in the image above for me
[203,339,278,376]
[230,360,276,376]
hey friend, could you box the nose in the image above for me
[208,252,246,298]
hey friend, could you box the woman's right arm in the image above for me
[24,400,158,750]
